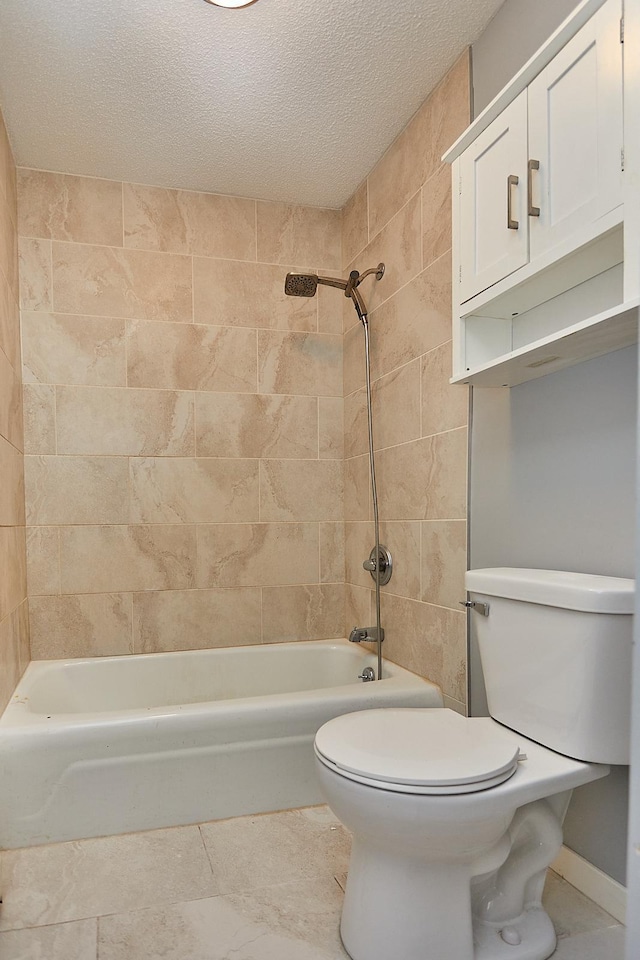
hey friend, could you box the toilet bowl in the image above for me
[314,569,633,960]
[315,708,608,960]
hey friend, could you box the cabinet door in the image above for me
[459,91,529,304]
[528,0,623,261]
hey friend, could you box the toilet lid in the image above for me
[314,709,521,794]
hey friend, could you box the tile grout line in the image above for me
[16,166,344,216]
[18,305,341,340]
[20,233,341,274]
[22,453,346,464]
[24,382,344,402]
[196,823,217,883]
[342,243,452,338]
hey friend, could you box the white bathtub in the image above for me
[0,638,442,848]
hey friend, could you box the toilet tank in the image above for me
[466,568,634,765]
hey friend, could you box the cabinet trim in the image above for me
[459,206,624,315]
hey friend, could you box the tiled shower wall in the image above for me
[18,174,345,657]
[16,53,470,707]
[0,107,29,711]
[342,53,471,711]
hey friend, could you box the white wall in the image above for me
[469,347,636,884]
[470,0,633,886]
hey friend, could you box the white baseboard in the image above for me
[551,845,627,924]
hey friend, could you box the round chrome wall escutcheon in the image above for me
[362,544,393,586]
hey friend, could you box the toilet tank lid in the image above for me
[465,568,635,614]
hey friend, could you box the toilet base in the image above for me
[337,800,562,960]
[340,908,555,960]
[473,908,556,960]
[339,852,557,960]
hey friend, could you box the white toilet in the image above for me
[314,568,634,960]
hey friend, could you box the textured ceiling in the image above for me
[0,0,503,208]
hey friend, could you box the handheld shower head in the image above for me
[284,273,318,297]
[284,264,385,325]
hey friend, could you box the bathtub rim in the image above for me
[1,638,438,731]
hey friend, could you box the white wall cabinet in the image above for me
[459,0,623,306]
[445,0,636,387]
[528,0,623,261]
[459,92,529,304]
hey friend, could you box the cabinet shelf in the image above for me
[451,298,638,387]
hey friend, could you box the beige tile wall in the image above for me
[0,106,29,712]
[342,53,471,712]
[15,52,471,704]
[18,170,345,657]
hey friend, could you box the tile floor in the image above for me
[0,806,625,959]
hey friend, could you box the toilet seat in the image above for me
[314,708,522,795]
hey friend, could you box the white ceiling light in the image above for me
[203,0,259,7]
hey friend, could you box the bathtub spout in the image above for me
[349,626,385,643]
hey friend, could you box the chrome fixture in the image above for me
[363,545,393,587]
[284,264,384,322]
[285,264,386,680]
[507,174,519,230]
[528,159,541,217]
[459,599,490,617]
[349,626,385,644]
[358,667,376,682]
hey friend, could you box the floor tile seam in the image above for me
[196,822,218,882]
[0,915,99,935]
[556,920,623,941]
[87,876,345,924]
[1,889,226,934]
[555,922,625,941]
[2,820,210,857]
[1,896,622,938]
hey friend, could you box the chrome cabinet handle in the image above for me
[507,175,519,230]
[528,159,540,217]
